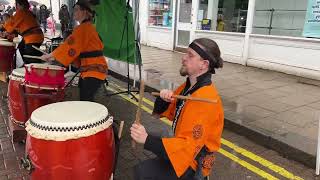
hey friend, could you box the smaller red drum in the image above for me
[0,41,15,72]
[8,68,26,123]
[25,63,65,89]
[24,101,115,180]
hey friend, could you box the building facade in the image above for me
[139,0,320,80]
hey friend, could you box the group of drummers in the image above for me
[1,0,106,101]
[0,0,225,180]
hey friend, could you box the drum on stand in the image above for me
[0,40,15,72]
[8,68,26,123]
[24,84,65,121]
[23,101,115,180]
[0,40,15,83]
[7,67,26,142]
[24,63,66,89]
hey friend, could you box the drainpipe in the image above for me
[242,0,255,66]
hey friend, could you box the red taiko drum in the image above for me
[8,68,26,123]
[25,63,66,89]
[24,101,115,180]
[0,40,15,72]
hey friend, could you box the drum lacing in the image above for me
[28,116,111,132]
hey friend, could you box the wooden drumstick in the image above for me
[151,92,217,103]
[132,80,145,148]
[118,121,125,139]
[23,55,46,61]
[32,45,48,55]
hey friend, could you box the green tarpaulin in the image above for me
[94,0,136,64]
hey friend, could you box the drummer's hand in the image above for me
[40,54,54,61]
[160,89,174,102]
[130,123,148,144]
[0,32,6,38]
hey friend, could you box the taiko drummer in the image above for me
[40,0,107,102]
[0,0,44,65]
[131,38,224,179]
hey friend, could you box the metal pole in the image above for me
[241,0,255,65]
[316,114,320,175]
[268,8,274,35]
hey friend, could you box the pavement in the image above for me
[0,77,317,179]
[128,46,320,166]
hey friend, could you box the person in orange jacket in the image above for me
[40,0,107,102]
[1,0,44,64]
[0,13,17,42]
[131,38,224,179]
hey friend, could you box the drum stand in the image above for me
[8,115,27,143]
[19,84,65,121]
[8,84,64,142]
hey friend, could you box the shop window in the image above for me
[148,0,173,27]
[197,0,248,32]
[253,0,307,37]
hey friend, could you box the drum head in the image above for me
[25,101,113,141]
[12,68,26,77]
[9,68,26,80]
[25,63,66,71]
[0,40,15,46]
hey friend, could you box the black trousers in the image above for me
[78,77,103,102]
[18,39,43,64]
[134,158,199,180]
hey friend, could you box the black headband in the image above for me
[75,2,94,14]
[189,42,216,74]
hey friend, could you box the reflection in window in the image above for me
[253,0,307,37]
[197,0,248,33]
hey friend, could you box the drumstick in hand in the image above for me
[32,45,48,55]
[132,80,145,148]
[23,55,46,61]
[151,92,217,103]
[118,121,125,139]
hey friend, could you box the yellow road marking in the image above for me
[108,81,304,180]
[221,139,303,180]
[219,149,279,180]
[107,85,279,180]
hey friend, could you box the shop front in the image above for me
[140,0,320,80]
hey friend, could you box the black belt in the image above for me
[20,26,42,36]
[79,50,103,58]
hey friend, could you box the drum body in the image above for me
[26,127,115,180]
[25,101,115,180]
[25,63,66,88]
[8,68,25,123]
[8,67,64,124]
[0,41,15,72]
[24,85,64,122]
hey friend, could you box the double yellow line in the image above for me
[107,82,303,180]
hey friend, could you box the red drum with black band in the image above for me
[24,101,116,180]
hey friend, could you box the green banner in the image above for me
[94,0,136,63]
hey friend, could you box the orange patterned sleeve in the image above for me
[3,10,23,33]
[52,26,88,67]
